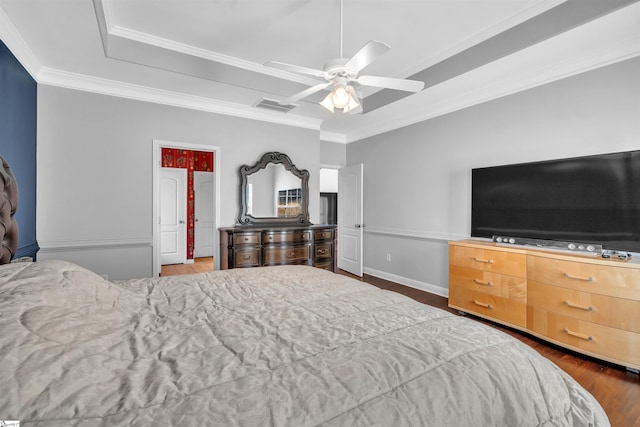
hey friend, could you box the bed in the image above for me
[0,260,609,426]
[0,157,609,426]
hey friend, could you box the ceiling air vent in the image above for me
[254,98,297,113]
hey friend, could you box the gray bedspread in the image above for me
[0,260,609,426]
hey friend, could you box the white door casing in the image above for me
[160,168,187,265]
[338,164,364,276]
[194,171,215,258]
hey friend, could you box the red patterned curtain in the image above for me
[161,148,214,260]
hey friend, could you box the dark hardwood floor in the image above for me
[161,257,213,276]
[161,264,640,426]
[350,272,640,427]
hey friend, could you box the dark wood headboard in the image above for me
[0,155,18,264]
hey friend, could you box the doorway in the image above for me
[338,164,364,277]
[152,140,221,277]
[160,168,187,265]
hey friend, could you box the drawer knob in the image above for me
[473,300,492,309]
[287,252,295,258]
[241,255,251,260]
[473,279,492,287]
[563,328,593,341]
[317,249,327,255]
[563,300,594,311]
[563,272,594,282]
[473,257,494,264]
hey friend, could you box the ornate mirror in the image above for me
[238,152,311,226]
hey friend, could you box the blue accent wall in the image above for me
[0,40,38,259]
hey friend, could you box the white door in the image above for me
[194,171,215,258]
[338,164,363,276]
[160,168,187,265]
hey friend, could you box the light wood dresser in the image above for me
[220,225,336,271]
[449,239,640,371]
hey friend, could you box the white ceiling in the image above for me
[0,0,638,142]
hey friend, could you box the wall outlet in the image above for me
[386,253,391,262]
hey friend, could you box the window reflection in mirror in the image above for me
[246,163,302,217]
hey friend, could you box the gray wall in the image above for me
[319,140,347,167]
[37,86,320,279]
[347,57,640,296]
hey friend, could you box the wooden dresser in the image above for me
[449,240,640,370]
[220,225,336,271]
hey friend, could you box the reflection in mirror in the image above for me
[238,152,310,226]
[246,163,302,217]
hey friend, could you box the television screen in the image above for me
[471,150,640,253]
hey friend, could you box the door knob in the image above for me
[179,220,185,224]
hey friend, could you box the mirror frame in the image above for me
[238,152,311,226]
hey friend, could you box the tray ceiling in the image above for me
[0,0,638,142]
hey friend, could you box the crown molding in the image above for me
[3,1,638,144]
[100,0,320,87]
[342,3,640,143]
[319,130,348,144]
[109,25,322,88]
[37,67,323,130]
[394,0,566,78]
[0,5,42,77]
[1,1,322,132]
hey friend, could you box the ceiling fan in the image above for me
[264,0,425,113]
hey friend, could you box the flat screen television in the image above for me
[471,150,640,253]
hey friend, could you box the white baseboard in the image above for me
[364,266,449,299]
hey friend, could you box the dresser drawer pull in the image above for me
[563,328,593,341]
[473,279,492,286]
[563,272,594,282]
[240,255,252,260]
[473,257,494,264]
[317,249,328,255]
[563,300,594,311]
[473,300,493,309]
[287,252,296,258]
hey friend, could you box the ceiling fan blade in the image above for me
[356,75,425,92]
[344,40,390,73]
[280,82,331,105]
[264,61,326,78]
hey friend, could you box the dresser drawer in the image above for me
[528,306,640,368]
[263,230,311,244]
[449,245,526,277]
[449,286,526,328]
[264,245,310,264]
[314,229,334,241]
[528,281,640,333]
[233,248,260,267]
[233,232,260,246]
[449,265,526,302]
[527,256,640,300]
[313,260,334,271]
[314,242,333,259]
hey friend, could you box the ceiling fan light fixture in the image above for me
[320,82,360,113]
[320,93,336,112]
[331,85,351,109]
